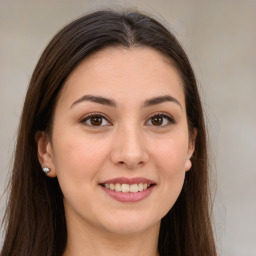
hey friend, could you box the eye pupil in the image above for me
[151,116,163,126]
[90,116,102,126]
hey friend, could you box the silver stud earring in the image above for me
[42,167,51,174]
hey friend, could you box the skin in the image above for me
[36,47,196,256]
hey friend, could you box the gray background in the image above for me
[0,1,255,255]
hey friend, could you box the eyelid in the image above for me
[145,112,175,127]
[80,112,112,126]
[79,111,175,127]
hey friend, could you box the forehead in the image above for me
[58,47,185,108]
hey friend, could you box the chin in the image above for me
[98,211,161,235]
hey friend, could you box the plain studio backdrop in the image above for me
[0,1,255,255]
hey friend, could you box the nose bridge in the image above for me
[111,122,148,168]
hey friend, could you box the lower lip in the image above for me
[101,185,155,202]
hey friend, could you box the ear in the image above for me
[185,128,197,172]
[35,131,57,177]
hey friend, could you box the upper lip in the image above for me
[100,177,155,185]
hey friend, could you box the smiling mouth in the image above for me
[100,178,156,202]
[101,183,152,193]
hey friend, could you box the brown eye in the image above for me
[146,113,175,127]
[81,114,111,127]
[90,116,103,126]
[151,116,163,126]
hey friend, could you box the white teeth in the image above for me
[115,183,121,192]
[130,184,138,193]
[121,184,130,193]
[104,183,151,193]
[138,183,144,192]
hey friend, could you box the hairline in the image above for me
[46,45,188,140]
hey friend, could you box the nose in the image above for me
[110,125,149,169]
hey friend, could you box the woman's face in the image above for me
[38,47,195,235]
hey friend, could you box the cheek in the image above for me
[153,135,188,175]
[51,134,112,218]
[151,137,188,208]
[157,144,186,193]
[52,134,109,190]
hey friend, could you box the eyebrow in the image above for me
[143,95,182,110]
[70,95,116,108]
[70,94,182,110]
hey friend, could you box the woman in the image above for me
[1,10,217,256]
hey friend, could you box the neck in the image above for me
[63,217,160,256]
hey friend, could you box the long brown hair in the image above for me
[1,10,216,256]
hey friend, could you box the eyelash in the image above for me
[80,112,175,127]
[80,112,112,126]
[146,112,175,127]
